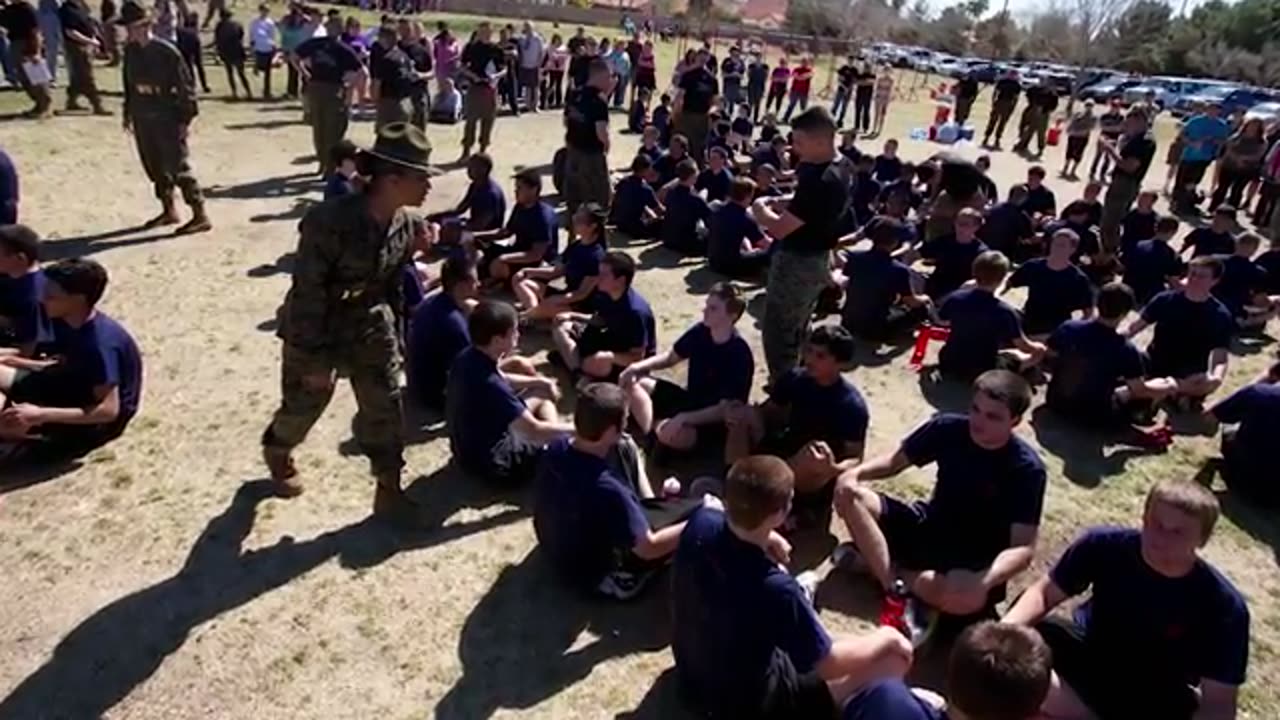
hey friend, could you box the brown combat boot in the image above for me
[263,446,303,498]
[176,206,213,235]
[373,474,420,527]
[143,197,180,229]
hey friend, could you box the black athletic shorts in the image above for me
[1036,618,1198,720]
[758,431,835,532]
[6,367,130,460]
[1065,135,1088,162]
[758,659,835,720]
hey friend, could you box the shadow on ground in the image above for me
[40,226,183,260]
[433,547,673,719]
[1195,458,1280,567]
[0,467,524,718]
[1029,406,1170,489]
[204,171,319,202]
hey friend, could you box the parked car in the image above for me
[1079,77,1141,101]
[1245,101,1280,124]
[967,61,1011,83]
[1172,83,1242,116]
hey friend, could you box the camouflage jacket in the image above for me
[278,193,420,358]
[122,37,198,125]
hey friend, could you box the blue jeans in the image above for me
[612,74,629,108]
[783,92,808,122]
[0,33,15,84]
[39,13,60,82]
[832,86,852,125]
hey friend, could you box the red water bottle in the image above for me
[879,578,909,634]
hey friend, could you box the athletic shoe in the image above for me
[901,596,939,649]
[832,541,868,574]
[795,570,819,605]
[597,570,651,601]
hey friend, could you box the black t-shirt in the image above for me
[57,0,95,41]
[1114,133,1157,182]
[565,86,610,153]
[956,77,979,100]
[372,45,418,98]
[399,39,432,73]
[678,67,719,115]
[568,53,590,88]
[295,37,364,85]
[1027,86,1059,112]
[567,35,586,55]
[1022,184,1057,217]
[747,61,769,90]
[0,1,38,39]
[836,64,857,89]
[780,160,851,254]
[993,77,1021,103]
[461,40,505,86]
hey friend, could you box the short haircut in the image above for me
[330,138,359,167]
[947,622,1052,720]
[1008,184,1029,201]
[1155,215,1180,234]
[807,324,856,364]
[1027,165,1047,179]
[709,281,746,320]
[602,250,636,286]
[468,299,517,347]
[956,207,983,225]
[468,152,494,175]
[676,158,699,181]
[514,168,542,194]
[724,455,794,530]
[755,163,778,177]
[972,250,1011,286]
[729,176,756,203]
[630,154,653,174]
[1188,255,1225,280]
[1051,228,1080,249]
[1064,201,1089,217]
[44,257,109,307]
[1096,281,1136,320]
[1237,232,1262,251]
[868,217,905,248]
[670,134,689,151]
[1146,479,1220,543]
[574,382,628,441]
[708,145,728,160]
[1213,204,1237,220]
[973,369,1033,418]
[789,106,837,136]
[0,224,41,262]
[440,253,477,292]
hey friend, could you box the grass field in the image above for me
[1,6,1279,719]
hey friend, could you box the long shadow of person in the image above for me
[0,472,523,718]
[1195,458,1280,567]
[616,667,698,720]
[916,369,971,415]
[433,548,673,719]
[1028,406,1168,489]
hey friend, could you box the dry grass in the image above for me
[1,12,1279,720]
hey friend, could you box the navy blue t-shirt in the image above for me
[560,240,605,293]
[651,105,672,145]
[505,200,560,262]
[653,151,682,187]
[1213,383,1280,478]
[769,367,869,451]
[844,680,946,720]
[874,154,903,184]
[1051,527,1249,686]
[1256,249,1280,294]
[533,437,650,587]
[842,247,914,333]
[1141,290,1234,378]
[922,235,989,300]
[850,173,883,229]
[1022,184,1057,217]
[1006,258,1094,336]
[707,202,764,268]
[0,269,51,348]
[750,146,783,172]
[938,288,1022,378]
[695,167,734,203]
[901,413,1047,573]
[661,184,712,254]
[460,177,507,231]
[585,287,656,356]
[446,347,536,477]
[610,175,660,234]
[1123,239,1183,304]
[1045,219,1100,261]
[638,144,664,166]
[1182,227,1235,258]
[672,324,754,410]
[323,172,355,200]
[1121,208,1157,255]
[1046,318,1145,420]
[407,292,469,408]
[50,313,143,420]
[672,508,833,716]
[978,201,1032,255]
[1212,254,1266,318]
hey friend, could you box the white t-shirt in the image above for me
[249,17,278,54]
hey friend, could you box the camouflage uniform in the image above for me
[262,192,421,484]
[122,35,206,225]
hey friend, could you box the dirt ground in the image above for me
[1,15,1279,720]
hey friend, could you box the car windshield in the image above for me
[1196,85,1238,99]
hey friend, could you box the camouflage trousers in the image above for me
[134,115,203,208]
[262,342,405,479]
[64,41,102,110]
[562,146,611,216]
[308,81,350,175]
[763,249,831,382]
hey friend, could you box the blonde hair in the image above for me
[1146,480,1220,543]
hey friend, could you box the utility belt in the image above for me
[133,84,176,97]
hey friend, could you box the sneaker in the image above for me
[263,447,303,498]
[831,542,867,573]
[597,570,651,601]
[795,570,819,605]
[901,596,939,649]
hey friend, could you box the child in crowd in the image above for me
[610,155,663,240]
[472,169,559,284]
[1045,201,1101,268]
[1124,256,1234,407]
[979,184,1034,260]
[1258,233,1280,294]
[0,258,142,459]
[627,87,650,134]
[533,382,704,600]
[873,139,903,184]
[447,300,571,485]
[672,455,912,719]
[0,224,49,357]
[638,124,665,166]
[428,76,462,124]
[551,251,656,382]
[407,254,480,414]
[937,251,1046,381]
[662,159,713,256]
[725,325,869,530]
[1090,96,1125,181]
[1120,189,1159,256]
[839,129,864,164]
[839,217,931,343]
[620,283,754,452]
[1181,204,1238,258]
[1209,356,1280,505]
[695,146,735,203]
[1061,100,1097,179]
[920,208,989,300]
[653,134,690,191]
[1122,215,1184,304]
[706,118,736,163]
[1066,179,1104,228]
[514,203,608,322]
[849,154,881,229]
[1004,228,1096,338]
[1213,232,1278,330]
[708,177,772,278]
[751,135,789,174]
[651,93,672,146]
[1021,165,1057,226]
[834,370,1046,633]
[765,57,790,115]
[323,139,361,200]
[432,153,507,231]
[759,112,781,144]
[753,163,783,199]
[729,103,754,155]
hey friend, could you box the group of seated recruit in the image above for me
[3,94,1277,720]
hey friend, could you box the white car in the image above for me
[1245,102,1280,124]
